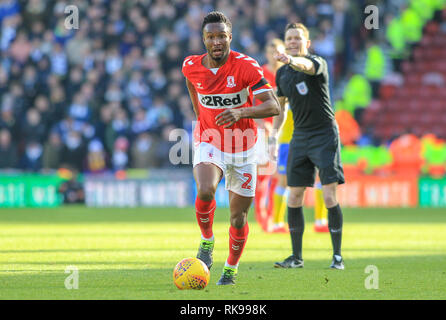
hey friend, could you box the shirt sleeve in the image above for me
[306,55,327,76]
[182,56,193,79]
[242,56,273,95]
[251,78,273,95]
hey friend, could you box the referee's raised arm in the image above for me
[274,52,316,75]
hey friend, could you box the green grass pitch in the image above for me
[0,206,445,300]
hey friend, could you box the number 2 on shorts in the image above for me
[241,173,252,190]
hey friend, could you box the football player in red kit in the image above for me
[253,38,286,232]
[182,11,280,285]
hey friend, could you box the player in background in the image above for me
[182,11,280,285]
[253,39,285,232]
[271,23,345,269]
[269,87,293,233]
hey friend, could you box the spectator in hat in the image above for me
[86,138,108,173]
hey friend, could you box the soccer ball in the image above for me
[173,257,210,290]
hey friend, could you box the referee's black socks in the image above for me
[327,204,343,257]
[288,206,305,261]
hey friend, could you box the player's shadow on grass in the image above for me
[0,255,445,299]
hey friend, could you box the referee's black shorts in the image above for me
[287,125,345,187]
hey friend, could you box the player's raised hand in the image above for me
[215,108,242,128]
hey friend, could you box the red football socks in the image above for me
[226,222,249,267]
[267,176,278,218]
[195,196,216,239]
[254,174,270,231]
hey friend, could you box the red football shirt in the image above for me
[182,50,273,153]
[261,64,277,88]
[255,64,277,125]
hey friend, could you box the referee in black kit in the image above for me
[270,22,345,270]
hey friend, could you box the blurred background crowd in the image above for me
[0,0,444,174]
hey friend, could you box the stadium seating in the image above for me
[363,19,446,142]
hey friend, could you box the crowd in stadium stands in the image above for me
[335,0,446,177]
[0,0,437,173]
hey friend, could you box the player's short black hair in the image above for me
[201,11,232,33]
